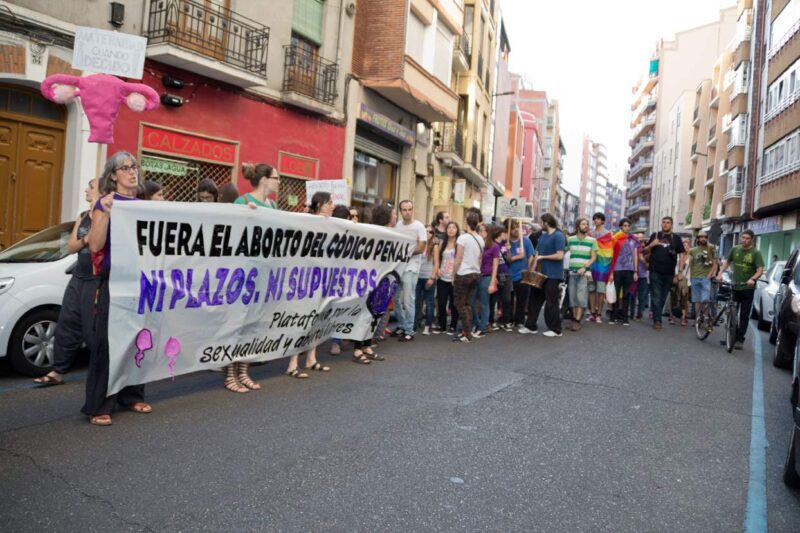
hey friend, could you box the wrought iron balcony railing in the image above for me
[282,45,339,105]
[146,0,269,77]
[433,123,464,157]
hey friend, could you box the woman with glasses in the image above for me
[348,207,360,222]
[223,162,281,393]
[416,226,440,335]
[284,192,334,379]
[196,178,219,202]
[83,152,149,426]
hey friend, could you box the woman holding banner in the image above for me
[83,152,149,426]
[284,192,334,378]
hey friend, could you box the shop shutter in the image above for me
[355,135,402,165]
[292,0,324,45]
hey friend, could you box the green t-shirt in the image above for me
[567,234,598,272]
[727,245,764,290]
[689,245,716,279]
[234,193,276,209]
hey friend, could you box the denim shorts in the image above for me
[568,273,589,308]
[690,277,711,303]
[588,279,606,293]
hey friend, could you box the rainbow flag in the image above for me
[591,231,615,283]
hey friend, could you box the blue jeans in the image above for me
[414,277,436,328]
[394,270,419,334]
[650,272,673,324]
[476,276,493,332]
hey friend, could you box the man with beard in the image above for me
[645,216,686,330]
[526,213,567,337]
[566,218,597,331]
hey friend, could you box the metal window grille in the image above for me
[277,176,307,212]
[140,152,233,202]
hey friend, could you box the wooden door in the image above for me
[0,119,19,249]
[176,0,230,61]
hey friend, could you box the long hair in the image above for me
[540,213,558,230]
[101,151,138,193]
[309,191,331,215]
[219,182,239,203]
[136,180,162,200]
[440,221,460,261]
[241,162,275,188]
[197,178,219,201]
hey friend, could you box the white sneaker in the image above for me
[330,343,341,355]
[518,326,535,334]
[422,326,431,335]
[472,330,484,338]
[542,330,562,338]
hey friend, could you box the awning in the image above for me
[361,78,457,123]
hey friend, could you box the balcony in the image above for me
[629,156,654,179]
[721,113,733,133]
[707,124,717,147]
[710,87,720,108]
[768,18,800,60]
[628,177,652,196]
[705,165,715,186]
[629,134,655,161]
[765,86,800,122]
[453,32,471,72]
[433,123,464,166]
[630,112,656,144]
[723,169,745,199]
[544,157,553,168]
[281,45,338,113]
[726,124,746,151]
[759,159,800,186]
[477,53,484,85]
[145,0,269,88]
[455,140,487,186]
[626,201,651,216]
[690,142,698,161]
[693,105,700,126]
[689,177,695,193]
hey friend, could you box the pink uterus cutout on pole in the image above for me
[164,337,181,378]
[134,328,153,368]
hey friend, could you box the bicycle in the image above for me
[695,280,740,352]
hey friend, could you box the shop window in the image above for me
[278,176,308,213]
[292,0,324,45]
[352,150,397,207]
[140,153,233,202]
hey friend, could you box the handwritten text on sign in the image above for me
[72,27,147,79]
[107,203,413,395]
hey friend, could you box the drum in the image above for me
[522,270,547,289]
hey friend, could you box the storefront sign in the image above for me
[278,151,319,180]
[141,155,188,177]
[496,197,526,219]
[432,176,451,205]
[141,124,237,165]
[748,216,782,235]
[306,179,349,205]
[106,202,414,394]
[358,104,415,145]
[72,26,147,79]
[453,180,466,206]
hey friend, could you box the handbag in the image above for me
[606,279,617,304]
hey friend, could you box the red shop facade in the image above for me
[108,63,345,210]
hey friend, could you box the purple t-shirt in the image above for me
[498,240,510,274]
[92,193,138,276]
[481,243,500,276]
[615,236,640,272]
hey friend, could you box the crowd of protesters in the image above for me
[30,151,767,426]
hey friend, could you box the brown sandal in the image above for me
[285,368,309,379]
[89,414,112,426]
[362,348,384,361]
[237,362,262,390]
[352,350,372,365]
[224,364,248,393]
[33,372,64,387]
[305,362,331,372]
[127,402,152,414]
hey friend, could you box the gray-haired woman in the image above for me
[83,151,150,426]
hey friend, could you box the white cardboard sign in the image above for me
[72,27,147,79]
[305,179,350,206]
[496,197,526,219]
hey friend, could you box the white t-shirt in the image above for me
[456,232,483,276]
[394,219,427,273]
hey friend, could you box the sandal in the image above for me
[362,348,384,361]
[285,368,309,379]
[352,350,372,365]
[305,362,331,372]
[398,334,414,342]
[89,414,112,426]
[224,364,248,393]
[33,372,64,387]
[238,362,262,390]
[127,402,152,414]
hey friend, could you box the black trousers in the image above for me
[613,271,635,321]
[489,274,513,325]
[436,279,458,331]
[525,278,562,334]
[52,276,89,374]
[512,280,530,326]
[81,279,145,416]
[733,288,755,342]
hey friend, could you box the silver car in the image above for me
[754,260,785,330]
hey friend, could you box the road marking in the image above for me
[0,371,88,395]
[744,323,767,533]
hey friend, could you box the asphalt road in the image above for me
[0,317,798,532]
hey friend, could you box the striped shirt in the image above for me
[567,234,598,272]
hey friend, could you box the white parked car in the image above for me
[0,222,75,376]
[754,260,785,331]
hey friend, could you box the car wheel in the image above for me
[7,309,59,376]
[774,324,794,369]
[785,424,800,488]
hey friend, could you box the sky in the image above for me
[501,0,736,195]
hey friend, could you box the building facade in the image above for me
[579,136,610,221]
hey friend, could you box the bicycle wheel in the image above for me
[696,305,711,340]
[725,303,737,353]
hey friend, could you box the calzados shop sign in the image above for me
[141,124,238,165]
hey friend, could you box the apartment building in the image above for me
[544,100,566,217]
[579,136,610,222]
[0,0,356,248]
[750,0,800,259]
[606,182,625,228]
[490,20,515,196]
[628,7,737,235]
[561,186,580,231]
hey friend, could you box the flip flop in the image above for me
[285,368,309,379]
[305,362,331,372]
[33,373,64,387]
[126,402,152,414]
[89,415,112,426]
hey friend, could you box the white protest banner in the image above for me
[305,179,349,206]
[107,202,413,395]
[72,27,147,79]
[496,197,526,219]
